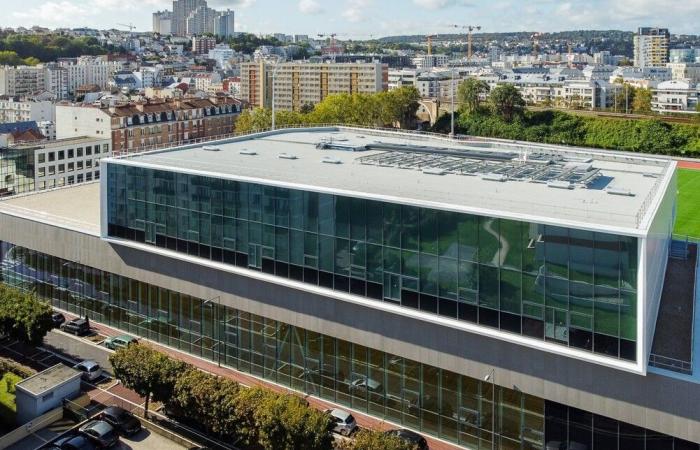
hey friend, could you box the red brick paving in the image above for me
[61,314,465,450]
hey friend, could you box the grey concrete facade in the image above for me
[0,211,698,443]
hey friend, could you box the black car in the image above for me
[51,312,66,328]
[98,405,142,436]
[51,434,98,450]
[61,317,90,336]
[79,420,119,448]
[385,428,429,450]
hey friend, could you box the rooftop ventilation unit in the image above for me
[321,156,342,164]
[422,168,446,175]
[316,142,367,152]
[482,173,507,182]
[547,180,574,190]
[202,146,220,152]
[239,149,257,156]
[607,187,634,196]
[278,153,298,160]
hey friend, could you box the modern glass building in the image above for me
[0,127,694,449]
[106,166,639,361]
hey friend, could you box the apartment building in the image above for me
[0,135,109,195]
[240,61,388,111]
[153,10,173,35]
[633,27,670,68]
[0,97,55,124]
[1,127,698,450]
[0,66,46,97]
[57,57,126,97]
[652,79,699,114]
[667,62,700,84]
[55,95,242,155]
[192,36,217,55]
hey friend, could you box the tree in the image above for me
[109,344,188,417]
[633,88,653,114]
[457,78,490,115]
[254,393,334,450]
[382,86,421,128]
[489,84,526,122]
[172,369,240,439]
[336,429,418,450]
[0,285,53,346]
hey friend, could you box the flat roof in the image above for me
[11,136,110,150]
[16,364,81,396]
[0,182,101,235]
[108,127,675,233]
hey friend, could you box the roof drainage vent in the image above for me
[547,180,574,190]
[321,156,342,164]
[422,168,446,176]
[607,187,635,197]
[202,146,220,152]
[482,173,507,182]
[278,153,298,160]
[239,149,257,156]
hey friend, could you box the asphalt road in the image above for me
[42,329,114,375]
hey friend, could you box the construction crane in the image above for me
[117,23,137,33]
[426,34,437,56]
[450,25,481,61]
[530,32,542,58]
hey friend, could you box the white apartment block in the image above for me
[388,69,424,90]
[412,55,449,69]
[0,66,46,97]
[0,98,54,123]
[58,57,126,97]
[11,136,110,191]
[667,63,700,84]
[633,27,670,68]
[652,79,699,114]
[153,10,173,34]
[55,105,112,140]
[240,61,388,111]
[208,44,236,69]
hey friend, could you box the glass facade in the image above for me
[0,241,695,450]
[0,148,35,196]
[106,164,639,361]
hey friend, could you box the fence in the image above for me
[648,353,693,375]
[0,406,63,449]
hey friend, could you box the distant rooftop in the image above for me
[16,364,81,396]
[109,126,675,233]
[11,136,109,150]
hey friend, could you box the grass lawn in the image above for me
[0,372,21,428]
[675,169,700,239]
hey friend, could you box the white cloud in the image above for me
[343,0,372,23]
[298,0,323,15]
[13,1,91,27]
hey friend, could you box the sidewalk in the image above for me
[75,315,465,450]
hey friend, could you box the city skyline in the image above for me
[2,0,700,37]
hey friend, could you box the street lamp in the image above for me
[450,69,455,137]
[483,368,496,450]
[270,56,284,131]
[203,296,222,367]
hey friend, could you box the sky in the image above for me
[2,0,699,37]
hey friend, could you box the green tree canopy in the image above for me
[632,88,653,114]
[172,369,241,439]
[336,429,418,450]
[488,84,526,122]
[457,78,490,115]
[0,285,53,346]
[109,344,189,417]
[254,393,334,450]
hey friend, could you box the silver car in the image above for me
[325,408,357,436]
[74,360,103,382]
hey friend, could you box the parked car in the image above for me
[51,434,97,450]
[74,360,102,382]
[61,317,90,336]
[51,312,66,328]
[384,428,429,450]
[98,405,142,436]
[103,334,138,351]
[324,408,357,436]
[79,420,119,448]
